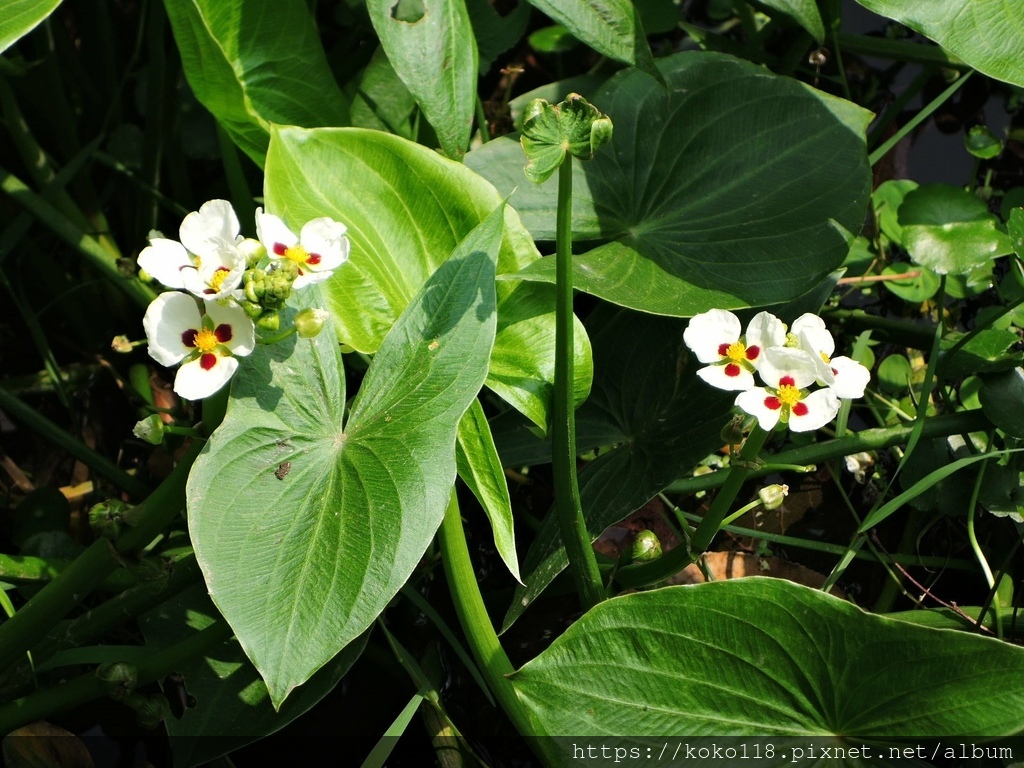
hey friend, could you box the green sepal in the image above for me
[520,93,613,183]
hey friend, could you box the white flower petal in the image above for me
[174,355,239,400]
[735,388,783,431]
[759,347,819,389]
[293,270,335,290]
[792,313,835,358]
[138,239,191,289]
[829,356,871,399]
[684,309,741,363]
[204,300,255,356]
[255,209,298,253]
[144,293,201,367]
[788,388,841,432]
[697,364,756,392]
[180,200,241,256]
[299,217,349,272]
[744,311,787,364]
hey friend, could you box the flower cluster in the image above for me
[138,200,349,399]
[683,309,870,433]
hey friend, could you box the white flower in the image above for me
[735,347,841,432]
[791,313,870,399]
[137,200,246,300]
[683,309,787,391]
[143,292,255,400]
[255,208,349,290]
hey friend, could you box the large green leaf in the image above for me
[187,211,500,707]
[501,308,734,631]
[264,125,591,431]
[366,0,477,159]
[163,0,349,166]
[523,0,655,74]
[0,0,62,55]
[759,0,825,42]
[513,579,1024,739]
[855,0,1024,89]
[139,585,366,768]
[467,52,872,317]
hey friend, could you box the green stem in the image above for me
[835,32,969,70]
[666,411,991,496]
[0,441,202,672]
[0,385,151,498]
[438,493,559,765]
[0,620,233,734]
[870,71,973,167]
[551,159,604,610]
[689,425,771,554]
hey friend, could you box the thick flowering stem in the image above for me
[438,493,559,765]
[552,160,605,610]
[689,425,772,554]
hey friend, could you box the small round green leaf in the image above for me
[881,262,940,303]
[899,184,1013,275]
[965,125,1002,160]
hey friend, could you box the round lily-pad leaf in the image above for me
[898,184,1013,276]
[466,51,872,317]
[873,179,918,245]
[881,262,940,303]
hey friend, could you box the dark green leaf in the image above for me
[758,0,825,42]
[467,0,531,72]
[467,52,872,316]
[981,367,1024,438]
[524,0,655,73]
[938,328,1022,380]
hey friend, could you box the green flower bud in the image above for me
[88,499,133,540]
[720,414,746,446]
[256,310,280,333]
[132,414,165,445]
[295,308,329,339]
[135,694,171,730]
[238,237,267,268]
[758,483,789,511]
[240,299,264,319]
[631,530,663,562]
[96,661,138,701]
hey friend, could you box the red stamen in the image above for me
[273,242,287,256]
[779,375,796,387]
[717,343,730,356]
[793,402,809,417]
[200,353,217,370]
[203,289,215,295]
[307,253,321,265]
[831,367,838,375]
[724,363,741,377]
[181,329,198,347]
[214,324,233,343]
[745,345,759,360]
[764,397,782,411]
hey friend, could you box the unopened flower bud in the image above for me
[136,694,171,730]
[133,414,165,445]
[720,414,746,446]
[631,530,663,562]
[295,308,329,339]
[111,335,133,353]
[238,237,267,268]
[96,661,138,701]
[88,499,133,540]
[758,483,789,511]
[256,310,280,333]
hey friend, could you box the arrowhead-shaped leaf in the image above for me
[265,125,591,431]
[0,0,62,55]
[187,209,502,706]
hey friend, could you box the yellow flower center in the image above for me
[283,244,310,264]
[819,350,831,364]
[776,382,802,407]
[209,267,230,292]
[725,341,747,363]
[194,328,219,354]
